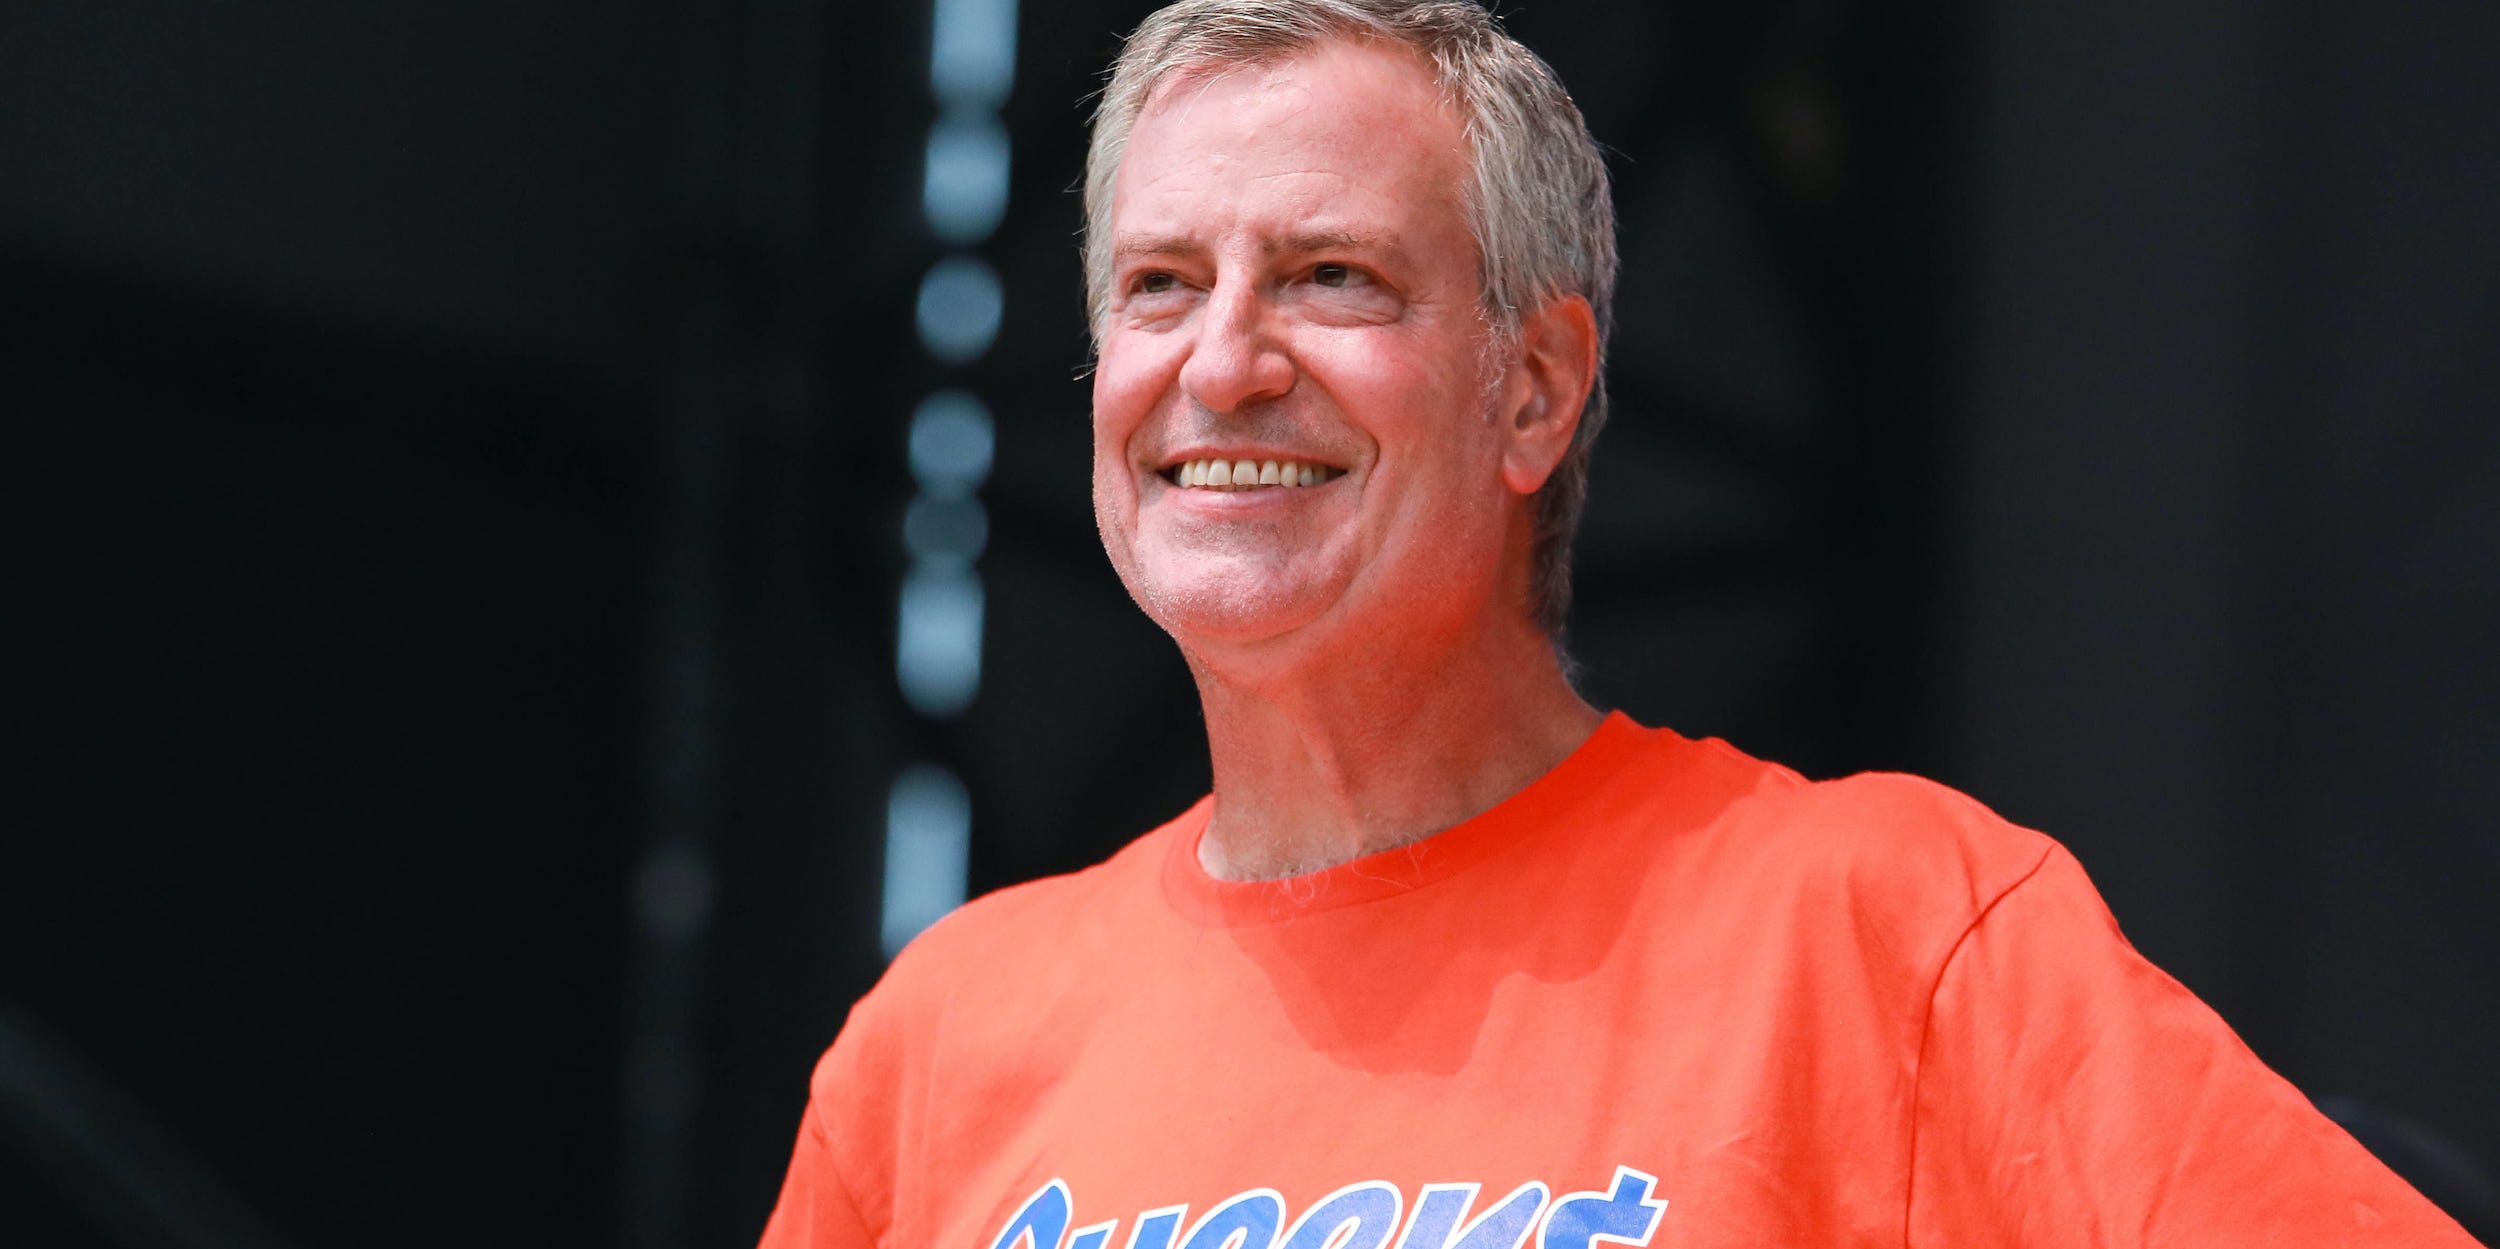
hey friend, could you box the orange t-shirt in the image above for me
[761,714,2473,1247]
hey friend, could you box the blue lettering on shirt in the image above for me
[989,1170,1663,1249]
[991,1179,1074,1249]
[1538,1169,1664,1249]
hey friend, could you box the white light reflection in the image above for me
[896,567,984,717]
[924,114,1012,244]
[881,764,971,957]
[909,390,995,496]
[930,0,1019,109]
[915,256,1003,364]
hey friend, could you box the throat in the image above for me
[1190,652,1603,883]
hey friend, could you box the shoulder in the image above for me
[838,803,1196,1034]
[1645,733,2061,951]
[800,805,1203,1178]
[1759,766,2053,915]
[794,810,1199,1236]
[1746,766,2052,876]
[1644,725,2054,883]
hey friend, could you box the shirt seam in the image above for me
[1899,837,2058,1249]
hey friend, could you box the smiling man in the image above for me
[759,3,2475,1246]
[1086,27,1603,883]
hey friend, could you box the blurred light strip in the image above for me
[881,765,973,958]
[923,114,1011,244]
[909,390,996,496]
[916,256,1004,364]
[931,0,1019,108]
[883,0,1017,957]
[896,568,984,717]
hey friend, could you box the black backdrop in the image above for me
[8,1,2495,1245]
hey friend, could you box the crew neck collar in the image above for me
[1159,710,1655,926]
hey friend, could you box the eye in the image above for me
[1131,270,1181,295]
[1310,263,1366,288]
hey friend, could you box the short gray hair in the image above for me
[1083,0,1618,636]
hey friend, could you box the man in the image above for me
[763,1,2476,1245]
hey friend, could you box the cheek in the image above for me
[1089,375,1130,456]
[1089,369,1143,496]
[1089,344,1163,558]
[1330,361,1500,477]
[1317,341,1511,537]
[1091,332,1178,429]
[1089,427,1137,566]
[1307,322,1488,415]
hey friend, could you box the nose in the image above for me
[1178,279,1294,414]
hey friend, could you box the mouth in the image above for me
[1160,456,1347,492]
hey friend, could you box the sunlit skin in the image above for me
[1092,38,1602,881]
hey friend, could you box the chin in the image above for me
[1124,564,1339,650]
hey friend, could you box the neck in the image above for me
[1184,608,1602,882]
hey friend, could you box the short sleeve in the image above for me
[757,1092,878,1249]
[1905,845,2475,1246]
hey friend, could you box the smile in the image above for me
[1163,457,1345,491]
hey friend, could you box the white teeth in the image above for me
[1168,457,1342,490]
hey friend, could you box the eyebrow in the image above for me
[1280,228,1403,260]
[1108,228,1408,268]
[1109,234,1204,267]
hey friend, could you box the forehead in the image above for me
[1113,38,1473,245]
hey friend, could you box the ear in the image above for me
[1497,293,1600,496]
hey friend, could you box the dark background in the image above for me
[7,0,2495,1245]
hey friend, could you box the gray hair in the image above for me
[1082,0,1618,636]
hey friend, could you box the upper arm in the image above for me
[1904,846,2473,1247]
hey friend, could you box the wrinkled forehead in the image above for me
[1114,38,1477,247]
[1139,33,1457,131]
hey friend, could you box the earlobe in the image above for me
[1499,294,1600,495]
